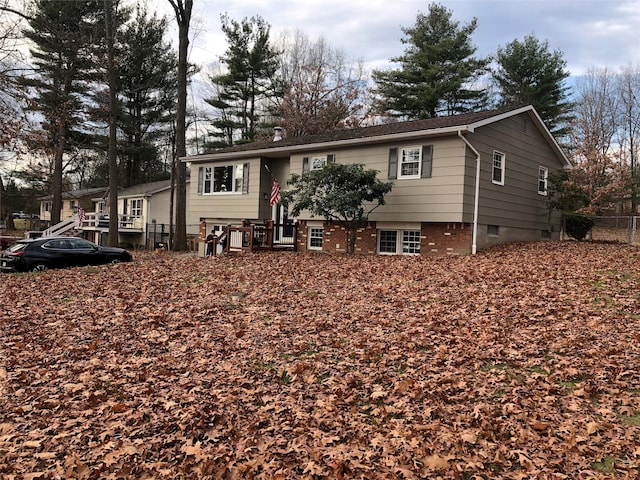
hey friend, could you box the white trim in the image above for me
[182,106,571,170]
[201,164,245,195]
[307,226,324,250]
[377,228,421,255]
[538,166,549,196]
[398,146,422,179]
[469,105,571,169]
[492,150,506,186]
[458,131,481,255]
[182,126,473,163]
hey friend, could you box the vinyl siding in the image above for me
[147,190,172,225]
[463,112,565,230]
[288,138,467,223]
[187,157,262,224]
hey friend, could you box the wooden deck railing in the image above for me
[213,221,296,255]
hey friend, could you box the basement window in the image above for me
[487,225,500,237]
[308,227,323,250]
[378,230,421,255]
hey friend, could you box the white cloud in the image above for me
[158,0,640,76]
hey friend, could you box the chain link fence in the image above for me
[585,216,639,245]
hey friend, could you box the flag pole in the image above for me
[264,164,278,182]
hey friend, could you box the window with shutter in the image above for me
[303,155,334,172]
[199,164,249,194]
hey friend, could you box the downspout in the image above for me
[458,130,481,255]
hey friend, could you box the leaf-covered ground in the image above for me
[1,241,639,479]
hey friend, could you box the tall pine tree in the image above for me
[493,34,573,135]
[23,0,103,225]
[372,2,489,119]
[117,6,177,187]
[206,14,279,146]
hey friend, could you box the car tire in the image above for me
[31,263,48,272]
[109,257,122,265]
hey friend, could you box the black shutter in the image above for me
[421,145,433,178]
[388,148,398,180]
[242,163,249,193]
[302,157,309,173]
[197,167,203,194]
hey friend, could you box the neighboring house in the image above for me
[183,105,571,256]
[39,180,197,249]
[39,187,110,225]
[79,180,195,249]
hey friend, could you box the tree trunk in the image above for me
[51,128,65,226]
[105,0,119,246]
[169,0,192,251]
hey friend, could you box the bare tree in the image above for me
[271,30,370,137]
[167,0,192,251]
[617,64,640,211]
[0,0,30,150]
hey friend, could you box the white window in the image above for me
[538,166,548,195]
[492,151,505,185]
[378,230,421,255]
[399,146,421,178]
[130,199,143,216]
[308,227,323,250]
[202,164,245,194]
[310,156,327,171]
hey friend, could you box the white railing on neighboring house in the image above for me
[41,216,80,237]
[80,212,144,230]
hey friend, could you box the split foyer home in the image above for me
[39,186,110,225]
[39,180,197,249]
[183,105,571,256]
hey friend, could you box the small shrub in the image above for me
[564,214,594,241]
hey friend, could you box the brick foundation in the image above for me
[296,221,472,256]
[296,221,376,254]
[421,222,472,256]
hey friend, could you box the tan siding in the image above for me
[187,158,262,224]
[148,190,172,225]
[288,139,467,223]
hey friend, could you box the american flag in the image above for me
[78,207,86,223]
[269,180,281,206]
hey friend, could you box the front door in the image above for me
[272,204,294,243]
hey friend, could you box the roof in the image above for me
[118,180,172,198]
[183,105,570,167]
[39,186,109,201]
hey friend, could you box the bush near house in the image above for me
[1,242,639,478]
[565,213,594,240]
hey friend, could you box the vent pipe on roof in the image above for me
[273,126,283,141]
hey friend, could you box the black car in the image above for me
[0,236,132,273]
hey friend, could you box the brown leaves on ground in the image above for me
[1,241,639,479]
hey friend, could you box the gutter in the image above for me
[182,125,474,163]
[458,130,481,255]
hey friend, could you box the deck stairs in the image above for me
[40,215,81,237]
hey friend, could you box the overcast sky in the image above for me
[154,0,640,78]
